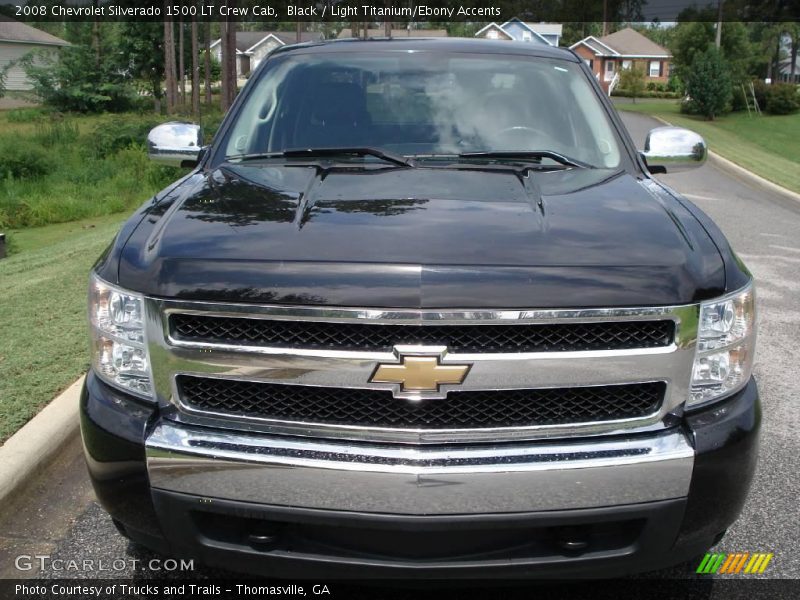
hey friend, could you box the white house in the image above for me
[474,18,562,47]
[210,30,323,78]
[0,17,69,107]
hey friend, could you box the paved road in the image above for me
[1,111,798,586]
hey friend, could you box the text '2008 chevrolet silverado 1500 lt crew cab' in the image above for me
[81,38,759,578]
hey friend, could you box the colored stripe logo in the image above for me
[696,552,773,574]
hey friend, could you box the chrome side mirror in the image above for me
[642,126,707,174]
[147,122,202,167]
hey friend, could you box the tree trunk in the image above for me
[774,35,781,83]
[178,18,185,108]
[296,21,301,44]
[791,36,798,80]
[164,17,177,114]
[204,20,212,105]
[191,17,200,121]
[220,15,237,111]
[152,80,162,114]
[92,0,101,67]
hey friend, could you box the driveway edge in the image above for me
[634,112,800,205]
[0,375,83,507]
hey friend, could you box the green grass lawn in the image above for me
[616,101,800,194]
[0,213,129,442]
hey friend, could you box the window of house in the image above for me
[649,60,661,77]
[487,30,499,39]
[622,60,632,70]
[605,61,615,74]
[584,58,594,70]
[522,31,532,41]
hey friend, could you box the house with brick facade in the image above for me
[569,27,671,94]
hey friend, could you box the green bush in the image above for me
[750,79,768,111]
[667,74,685,95]
[731,85,748,112]
[612,89,681,99]
[0,139,55,178]
[685,47,732,120]
[646,81,657,91]
[91,115,166,157]
[765,83,800,115]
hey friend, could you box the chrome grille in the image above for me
[147,299,698,444]
[171,313,674,353]
[178,376,665,429]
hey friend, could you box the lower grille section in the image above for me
[177,376,665,430]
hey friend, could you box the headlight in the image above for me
[689,283,756,407]
[89,273,154,399]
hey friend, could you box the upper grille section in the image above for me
[170,314,674,353]
[178,376,665,430]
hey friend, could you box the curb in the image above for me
[0,375,83,507]
[639,113,800,205]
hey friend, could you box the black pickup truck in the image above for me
[81,38,759,578]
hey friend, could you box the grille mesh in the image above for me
[171,315,674,353]
[177,376,665,429]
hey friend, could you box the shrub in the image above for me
[91,115,166,157]
[764,83,800,115]
[667,74,685,95]
[750,79,768,111]
[731,85,749,112]
[612,89,681,99]
[646,81,657,91]
[0,139,55,178]
[685,47,732,120]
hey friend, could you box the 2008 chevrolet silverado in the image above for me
[80,38,759,577]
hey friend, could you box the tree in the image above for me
[686,46,732,120]
[220,15,237,111]
[164,18,177,113]
[203,20,212,105]
[619,65,646,102]
[22,45,133,113]
[671,19,754,89]
[191,17,200,121]
[115,22,165,112]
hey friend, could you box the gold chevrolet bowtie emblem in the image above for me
[370,355,471,394]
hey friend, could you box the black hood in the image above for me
[117,163,725,308]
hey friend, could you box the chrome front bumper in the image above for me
[146,421,694,514]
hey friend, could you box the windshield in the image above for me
[222,51,622,168]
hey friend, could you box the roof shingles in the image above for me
[0,17,69,46]
[597,28,670,57]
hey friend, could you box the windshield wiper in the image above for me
[229,147,414,168]
[458,150,592,169]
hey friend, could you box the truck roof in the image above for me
[270,37,581,62]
